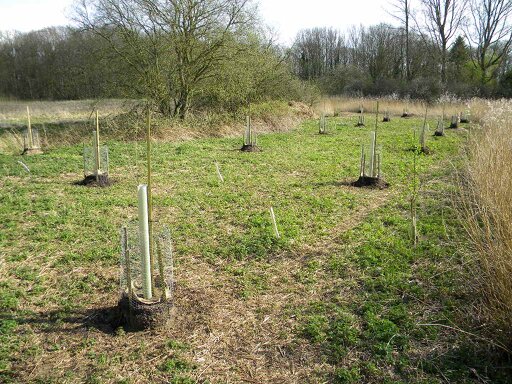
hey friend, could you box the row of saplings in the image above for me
[319,104,469,186]
[18,103,467,331]
[18,108,265,330]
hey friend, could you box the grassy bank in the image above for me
[1,112,510,383]
[0,100,312,155]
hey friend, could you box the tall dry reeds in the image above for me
[315,95,490,122]
[460,99,512,347]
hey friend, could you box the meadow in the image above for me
[1,104,510,383]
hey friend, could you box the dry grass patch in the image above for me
[458,99,512,348]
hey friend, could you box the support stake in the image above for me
[270,206,280,239]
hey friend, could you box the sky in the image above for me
[258,0,398,45]
[0,0,398,45]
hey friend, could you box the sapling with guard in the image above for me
[22,106,43,155]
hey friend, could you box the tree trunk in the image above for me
[441,42,447,84]
[158,99,173,117]
[405,0,411,80]
[173,91,190,120]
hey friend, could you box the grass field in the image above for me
[1,113,510,383]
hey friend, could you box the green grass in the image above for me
[0,114,510,383]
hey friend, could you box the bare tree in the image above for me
[74,0,255,118]
[467,0,512,85]
[419,0,467,84]
[291,27,347,80]
[388,0,412,80]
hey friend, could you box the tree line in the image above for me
[1,0,512,117]
[0,0,303,118]
[291,0,512,99]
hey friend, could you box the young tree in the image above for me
[74,0,255,118]
[467,0,512,86]
[448,35,471,82]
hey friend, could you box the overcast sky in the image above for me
[0,0,399,45]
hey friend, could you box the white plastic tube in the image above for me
[138,184,152,299]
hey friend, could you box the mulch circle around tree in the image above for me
[351,176,389,189]
[240,144,262,152]
[383,117,391,122]
[433,131,445,137]
[117,293,174,331]
[75,174,113,187]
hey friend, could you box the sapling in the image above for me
[449,114,460,128]
[383,110,391,122]
[80,110,110,186]
[418,108,431,154]
[355,114,365,127]
[402,107,409,118]
[369,131,377,177]
[27,106,33,148]
[410,146,419,247]
[409,111,424,245]
[22,106,43,155]
[352,102,388,188]
[319,113,327,134]
[434,116,445,136]
[460,110,470,123]
[241,114,260,151]
[118,106,174,330]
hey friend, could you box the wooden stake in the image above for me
[270,206,280,239]
[377,153,381,178]
[360,144,365,177]
[215,162,224,182]
[373,102,379,177]
[156,240,168,301]
[421,107,429,151]
[27,106,33,148]
[411,199,418,247]
[122,227,133,301]
[146,106,155,294]
[412,125,419,247]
